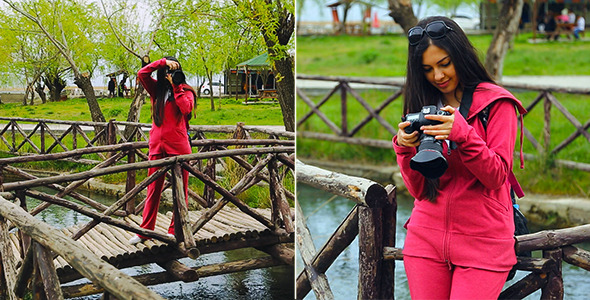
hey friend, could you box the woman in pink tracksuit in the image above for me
[393,16,526,299]
[129,57,196,244]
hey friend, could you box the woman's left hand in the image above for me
[421,105,455,140]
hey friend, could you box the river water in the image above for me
[296,184,590,300]
[26,189,294,299]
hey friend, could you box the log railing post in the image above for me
[358,184,388,300]
[34,242,63,299]
[0,215,18,300]
[17,190,31,258]
[543,93,552,157]
[204,146,216,208]
[125,149,136,215]
[542,248,564,300]
[171,163,199,259]
[380,185,397,299]
[107,119,117,146]
[340,80,348,136]
[40,123,45,154]
[268,157,294,233]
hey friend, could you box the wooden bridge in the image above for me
[296,161,590,300]
[0,118,294,299]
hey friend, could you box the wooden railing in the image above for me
[296,74,590,171]
[296,161,590,299]
[0,120,294,298]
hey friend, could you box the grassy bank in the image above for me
[0,96,284,126]
[297,33,590,76]
[297,33,590,197]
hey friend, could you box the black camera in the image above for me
[402,105,451,179]
[167,68,186,85]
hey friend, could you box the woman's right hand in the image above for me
[165,59,180,71]
[396,121,420,148]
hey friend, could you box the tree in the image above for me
[484,0,524,80]
[387,0,418,33]
[232,0,295,132]
[2,0,106,123]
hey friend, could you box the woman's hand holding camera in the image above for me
[397,122,420,147]
[422,105,455,141]
[165,59,180,86]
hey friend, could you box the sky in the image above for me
[297,1,479,23]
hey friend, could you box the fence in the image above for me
[296,74,590,171]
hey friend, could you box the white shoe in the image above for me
[128,235,144,245]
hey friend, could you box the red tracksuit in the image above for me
[137,58,194,238]
[393,82,527,299]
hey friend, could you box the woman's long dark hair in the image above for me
[403,16,495,202]
[152,56,197,127]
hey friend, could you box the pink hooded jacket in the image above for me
[393,82,527,271]
[138,58,195,156]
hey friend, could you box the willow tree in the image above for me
[2,0,106,123]
[484,0,524,80]
[100,0,169,138]
[232,0,295,132]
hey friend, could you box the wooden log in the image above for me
[542,248,563,300]
[14,245,34,297]
[297,82,341,126]
[295,201,334,300]
[34,242,63,300]
[182,162,275,231]
[515,224,590,253]
[3,166,126,217]
[0,216,18,300]
[62,256,285,298]
[268,158,294,233]
[499,272,548,299]
[380,185,397,299]
[296,159,388,208]
[24,190,174,244]
[156,260,198,282]
[297,131,392,149]
[562,245,590,271]
[125,149,136,214]
[1,147,293,191]
[0,198,165,300]
[296,206,359,298]
[514,256,556,273]
[383,247,404,260]
[256,243,294,266]
[171,164,198,259]
[71,166,171,241]
[358,204,383,300]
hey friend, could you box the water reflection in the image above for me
[297,183,589,300]
[25,188,293,299]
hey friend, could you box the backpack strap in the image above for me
[461,83,525,198]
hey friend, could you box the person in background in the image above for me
[129,56,196,245]
[574,14,586,40]
[393,16,526,299]
[108,77,116,98]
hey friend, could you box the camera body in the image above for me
[402,105,450,134]
[167,68,186,86]
[402,105,451,179]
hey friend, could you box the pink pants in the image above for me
[138,153,189,239]
[404,255,509,299]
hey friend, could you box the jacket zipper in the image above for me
[443,176,458,270]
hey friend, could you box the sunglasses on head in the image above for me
[407,21,453,46]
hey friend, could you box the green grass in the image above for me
[0,96,283,126]
[296,74,590,197]
[297,33,590,76]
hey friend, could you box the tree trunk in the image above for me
[123,83,146,141]
[274,57,295,132]
[73,73,106,123]
[485,0,524,81]
[35,82,47,104]
[387,0,418,33]
[44,74,66,102]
